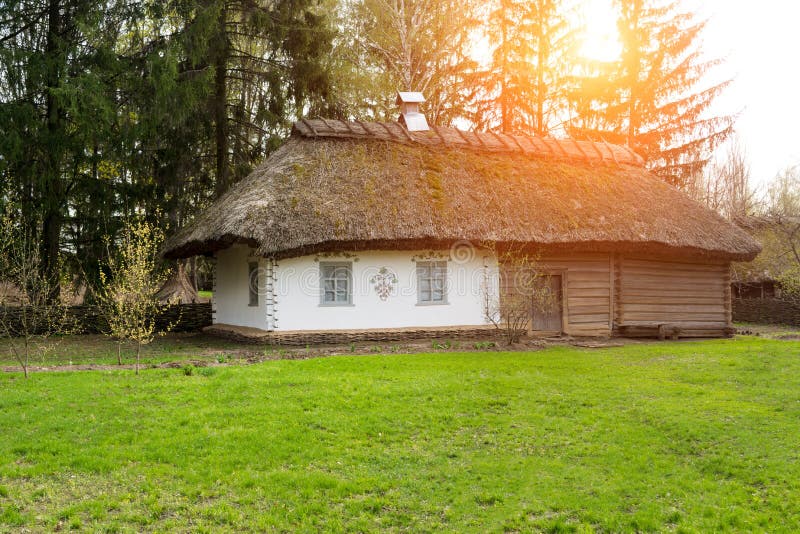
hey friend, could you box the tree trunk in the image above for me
[40,0,65,302]
[117,341,122,365]
[500,12,509,134]
[136,341,141,375]
[190,257,198,291]
[535,14,545,136]
[23,337,30,378]
[213,2,230,198]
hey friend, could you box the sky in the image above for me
[700,0,800,187]
[582,0,800,189]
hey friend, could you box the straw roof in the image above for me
[163,120,761,261]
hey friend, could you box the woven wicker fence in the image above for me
[0,303,212,336]
[733,298,800,327]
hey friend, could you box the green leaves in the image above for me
[96,217,172,367]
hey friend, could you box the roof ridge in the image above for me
[293,119,645,167]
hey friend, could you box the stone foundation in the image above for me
[204,324,503,346]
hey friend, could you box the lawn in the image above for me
[1,338,799,532]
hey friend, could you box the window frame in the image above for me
[319,261,354,307]
[416,260,449,306]
[247,261,259,307]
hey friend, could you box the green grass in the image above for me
[198,290,213,299]
[1,338,799,531]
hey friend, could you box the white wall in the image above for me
[273,250,497,331]
[213,245,268,329]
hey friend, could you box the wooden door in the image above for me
[532,275,563,332]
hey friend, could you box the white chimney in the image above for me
[396,92,429,131]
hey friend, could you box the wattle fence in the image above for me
[0,303,212,336]
[733,298,800,327]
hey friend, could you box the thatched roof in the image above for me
[164,119,761,261]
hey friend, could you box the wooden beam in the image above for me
[609,253,614,330]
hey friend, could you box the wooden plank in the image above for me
[615,253,624,326]
[623,256,727,268]
[561,271,570,332]
[622,262,728,273]
[609,253,614,330]
[621,313,726,322]
[569,313,610,324]
[619,296,724,305]
[568,296,612,306]
[625,256,726,269]
[540,259,609,267]
[541,255,610,264]
[566,272,613,283]
[622,260,728,271]
[568,328,612,336]
[620,271,728,282]
[621,320,728,327]
[724,264,732,326]
[620,280,727,290]
[570,302,608,315]
[625,270,725,282]
[622,304,726,313]
[568,281,611,290]
[567,288,610,297]
[620,270,727,280]
[624,287,725,300]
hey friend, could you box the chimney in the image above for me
[396,92,429,131]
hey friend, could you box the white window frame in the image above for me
[417,260,448,305]
[319,261,354,306]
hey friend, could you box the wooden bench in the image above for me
[618,323,682,340]
[619,323,736,339]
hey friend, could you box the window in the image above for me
[320,262,353,306]
[248,261,259,307]
[417,261,448,304]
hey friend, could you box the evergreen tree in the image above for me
[0,0,133,298]
[1,0,337,292]
[568,0,733,186]
[181,0,335,196]
[477,0,576,135]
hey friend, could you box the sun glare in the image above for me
[467,0,622,68]
[576,0,622,63]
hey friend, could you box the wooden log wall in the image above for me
[615,256,730,337]
[540,253,613,337]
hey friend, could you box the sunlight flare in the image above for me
[576,0,622,62]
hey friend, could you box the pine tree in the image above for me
[569,0,733,187]
[478,0,576,135]
[1,0,337,291]
[0,0,134,298]
[182,0,335,196]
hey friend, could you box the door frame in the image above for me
[529,269,569,336]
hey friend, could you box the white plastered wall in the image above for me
[213,245,269,329]
[273,250,499,331]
